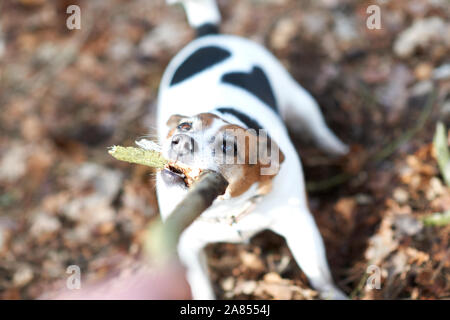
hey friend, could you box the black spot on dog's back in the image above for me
[216,107,264,133]
[221,66,278,113]
[170,46,231,86]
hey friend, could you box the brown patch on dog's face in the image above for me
[166,127,177,139]
[197,113,221,128]
[166,114,184,130]
[214,124,285,198]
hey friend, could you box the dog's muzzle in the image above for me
[163,134,197,188]
[170,134,196,156]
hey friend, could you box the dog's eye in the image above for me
[177,122,192,131]
[222,138,238,156]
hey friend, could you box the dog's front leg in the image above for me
[177,227,215,300]
[270,206,347,300]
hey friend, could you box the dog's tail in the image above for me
[167,0,221,37]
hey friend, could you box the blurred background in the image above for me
[0,0,449,299]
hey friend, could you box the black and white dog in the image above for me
[148,0,348,299]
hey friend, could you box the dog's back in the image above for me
[157,35,291,150]
[157,0,347,155]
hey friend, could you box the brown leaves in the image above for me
[334,197,357,234]
[255,272,318,300]
[239,251,265,273]
[360,142,450,299]
[1,0,449,300]
[220,271,318,300]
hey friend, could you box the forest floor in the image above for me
[0,0,449,299]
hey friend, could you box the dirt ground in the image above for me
[0,0,449,300]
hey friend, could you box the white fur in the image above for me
[154,0,349,300]
[168,0,221,27]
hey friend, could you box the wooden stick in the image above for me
[108,143,229,261]
[433,122,450,187]
[145,171,228,263]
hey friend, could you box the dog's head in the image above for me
[160,112,285,198]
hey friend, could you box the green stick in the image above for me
[433,122,450,187]
[422,211,450,227]
[108,146,168,169]
[108,143,229,263]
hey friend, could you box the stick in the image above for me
[108,145,168,169]
[422,211,450,227]
[108,143,229,261]
[145,171,228,263]
[433,122,450,187]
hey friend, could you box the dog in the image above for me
[151,0,349,300]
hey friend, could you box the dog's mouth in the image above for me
[161,162,202,188]
[166,163,185,178]
[161,167,187,188]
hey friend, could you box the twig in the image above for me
[108,145,168,169]
[373,90,436,163]
[433,122,450,187]
[108,143,229,262]
[144,171,228,263]
[422,211,450,227]
[306,172,352,193]
[349,267,370,300]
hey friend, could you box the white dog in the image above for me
[151,0,349,299]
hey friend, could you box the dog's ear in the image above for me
[166,114,185,129]
[257,132,285,176]
[252,134,285,196]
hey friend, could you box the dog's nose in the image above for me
[171,134,195,155]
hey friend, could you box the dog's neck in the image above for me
[197,182,260,225]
